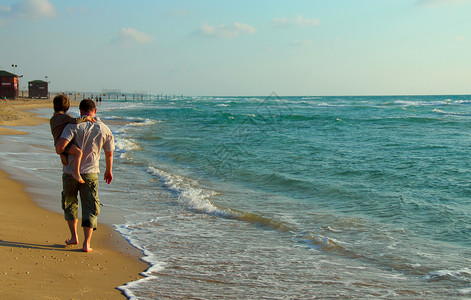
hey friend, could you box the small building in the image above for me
[0,70,19,99]
[28,80,49,99]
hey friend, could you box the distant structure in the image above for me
[28,80,49,98]
[0,70,19,99]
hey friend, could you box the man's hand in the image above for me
[104,150,113,184]
[104,170,113,184]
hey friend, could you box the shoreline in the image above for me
[0,98,149,299]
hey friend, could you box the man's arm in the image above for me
[55,137,71,154]
[104,150,113,184]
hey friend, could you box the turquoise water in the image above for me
[93,94,471,298]
[5,95,468,298]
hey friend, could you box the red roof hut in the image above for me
[0,70,19,99]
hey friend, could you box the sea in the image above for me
[1,94,471,299]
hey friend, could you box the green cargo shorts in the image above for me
[61,173,100,229]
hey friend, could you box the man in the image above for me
[55,99,114,252]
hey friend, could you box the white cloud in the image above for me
[11,0,57,19]
[234,22,257,34]
[192,22,256,39]
[416,0,469,7]
[112,27,154,47]
[272,15,320,27]
[454,35,466,42]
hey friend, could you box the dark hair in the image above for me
[79,99,96,113]
[53,94,70,113]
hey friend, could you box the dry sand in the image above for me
[0,97,148,299]
[0,98,52,134]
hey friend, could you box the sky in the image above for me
[1,0,470,96]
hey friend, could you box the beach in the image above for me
[0,98,148,299]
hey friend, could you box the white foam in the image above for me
[242,113,257,118]
[108,118,159,159]
[114,221,167,273]
[424,268,471,281]
[395,99,471,107]
[298,233,339,251]
[326,226,343,233]
[128,119,160,127]
[115,223,165,300]
[103,115,161,127]
[98,102,145,111]
[114,137,141,157]
[146,166,221,215]
[433,108,471,116]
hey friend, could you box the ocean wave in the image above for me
[300,96,324,100]
[277,99,349,107]
[146,167,300,233]
[146,166,221,214]
[98,102,145,111]
[115,137,141,151]
[108,117,160,159]
[394,100,448,106]
[357,115,444,124]
[225,209,295,232]
[114,137,142,159]
[395,99,471,107]
[433,109,471,116]
[145,166,350,257]
[104,115,161,125]
[453,99,471,105]
[128,119,161,127]
[424,268,471,282]
[296,232,345,252]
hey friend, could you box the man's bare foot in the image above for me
[82,245,93,252]
[60,154,68,166]
[73,173,85,184]
[65,238,79,245]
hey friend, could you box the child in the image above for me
[50,94,94,183]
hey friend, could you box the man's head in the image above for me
[53,94,70,113]
[79,99,97,116]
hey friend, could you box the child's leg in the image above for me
[67,144,85,184]
[60,153,68,166]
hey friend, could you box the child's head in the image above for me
[53,94,70,113]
